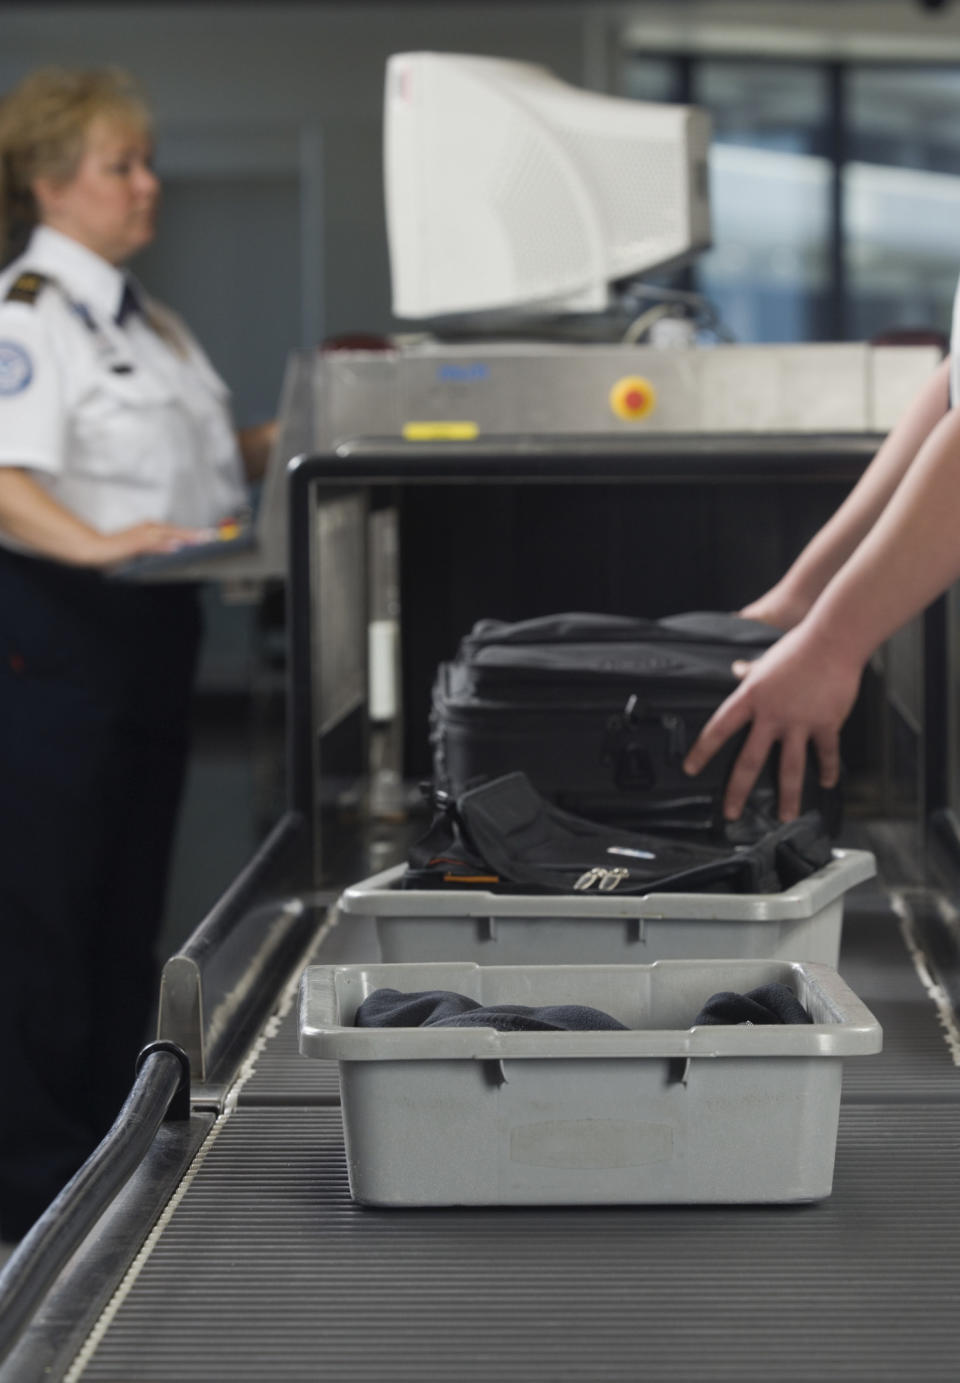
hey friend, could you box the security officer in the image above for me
[0,66,274,1240]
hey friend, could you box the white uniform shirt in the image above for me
[0,225,246,541]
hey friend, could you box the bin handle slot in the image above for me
[482,1059,508,1088]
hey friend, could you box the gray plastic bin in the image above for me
[337,849,875,967]
[299,958,882,1207]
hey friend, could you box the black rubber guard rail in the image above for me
[0,1043,188,1364]
[0,809,320,1366]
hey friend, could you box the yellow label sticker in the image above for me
[402,421,479,441]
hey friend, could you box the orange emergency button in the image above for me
[609,375,657,422]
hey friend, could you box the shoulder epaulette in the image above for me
[5,272,50,306]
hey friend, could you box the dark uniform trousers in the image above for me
[0,546,201,1239]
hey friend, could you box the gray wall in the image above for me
[1,3,598,419]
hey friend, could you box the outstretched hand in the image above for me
[88,521,209,568]
[682,621,864,821]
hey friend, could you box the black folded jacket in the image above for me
[691,982,813,1026]
[354,982,811,1032]
[354,988,628,1031]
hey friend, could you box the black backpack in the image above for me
[430,610,841,835]
[403,772,834,897]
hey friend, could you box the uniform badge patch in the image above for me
[0,341,33,395]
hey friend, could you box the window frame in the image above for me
[617,48,960,342]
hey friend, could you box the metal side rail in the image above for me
[156,809,324,1105]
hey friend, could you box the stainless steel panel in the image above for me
[699,343,869,431]
[314,492,366,736]
[316,342,940,443]
[323,354,402,448]
[869,346,943,433]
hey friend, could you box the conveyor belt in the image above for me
[237,912,379,1108]
[838,894,959,1102]
[66,890,960,1382]
[236,1011,341,1106]
[70,1103,960,1382]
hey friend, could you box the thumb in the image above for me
[731,659,752,680]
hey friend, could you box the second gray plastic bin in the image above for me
[337,849,875,967]
[299,959,882,1207]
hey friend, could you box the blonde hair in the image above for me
[0,67,151,266]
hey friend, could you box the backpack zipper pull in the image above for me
[574,867,604,891]
[599,867,630,891]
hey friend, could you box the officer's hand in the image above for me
[85,522,208,567]
[682,621,863,822]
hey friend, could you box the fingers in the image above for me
[686,696,822,823]
[812,728,841,790]
[721,721,775,821]
[143,530,184,554]
[683,693,752,778]
[775,728,842,821]
[139,522,205,554]
[720,723,814,823]
[776,729,810,823]
[685,648,847,820]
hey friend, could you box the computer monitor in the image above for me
[384,52,712,322]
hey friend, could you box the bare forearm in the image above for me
[811,402,960,663]
[0,467,206,567]
[0,467,103,563]
[778,356,951,608]
[685,363,957,822]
